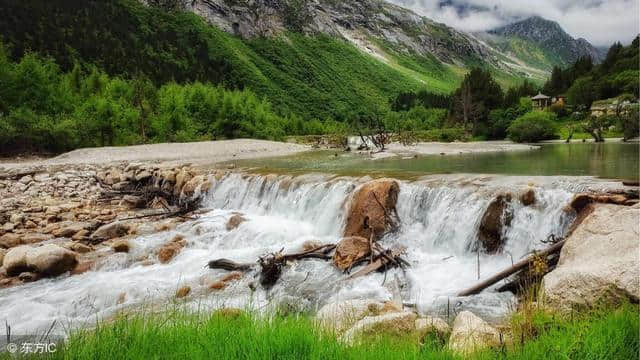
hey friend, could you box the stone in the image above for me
[122,195,146,209]
[342,312,417,344]
[226,214,246,231]
[174,169,193,196]
[112,239,130,253]
[92,221,131,240]
[343,179,399,240]
[543,204,640,310]
[18,175,33,184]
[25,244,78,276]
[0,233,22,248]
[52,223,87,238]
[0,248,5,267]
[333,236,370,271]
[21,233,52,244]
[2,246,31,276]
[520,188,536,206]
[448,311,500,354]
[9,213,24,224]
[71,261,94,275]
[176,285,191,298]
[45,206,62,215]
[182,175,205,197]
[209,281,227,290]
[415,316,450,337]
[156,235,186,263]
[478,194,513,253]
[1,223,15,232]
[316,299,387,332]
[135,171,152,182]
[301,240,323,251]
[72,230,90,241]
[70,243,92,254]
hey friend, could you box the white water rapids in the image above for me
[1,172,586,335]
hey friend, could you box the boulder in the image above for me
[415,316,450,337]
[3,246,32,276]
[112,239,130,253]
[174,169,193,196]
[156,235,186,263]
[333,236,371,271]
[18,271,40,283]
[342,312,417,344]
[52,223,87,238]
[519,188,536,206]
[316,299,387,332]
[182,175,205,197]
[478,194,513,253]
[543,204,640,310]
[21,233,52,244]
[25,244,78,276]
[448,311,500,354]
[226,214,246,231]
[121,195,146,209]
[92,221,131,240]
[343,179,400,240]
[0,249,5,267]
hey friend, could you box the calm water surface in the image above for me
[233,142,640,181]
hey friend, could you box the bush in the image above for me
[507,111,558,143]
[620,105,640,140]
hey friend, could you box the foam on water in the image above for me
[0,173,577,334]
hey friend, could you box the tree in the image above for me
[452,68,503,135]
[567,77,596,110]
[583,115,615,142]
[507,111,557,143]
[132,75,156,142]
[454,81,484,134]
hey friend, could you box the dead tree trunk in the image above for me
[457,239,566,297]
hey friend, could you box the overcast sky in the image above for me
[388,0,639,46]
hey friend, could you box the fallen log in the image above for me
[347,246,407,280]
[457,239,566,297]
[208,259,253,272]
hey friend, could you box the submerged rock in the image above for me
[543,204,640,310]
[226,214,247,231]
[333,236,370,271]
[176,285,191,298]
[519,188,536,206]
[343,179,399,240]
[478,194,513,253]
[111,239,131,253]
[156,235,186,263]
[448,311,500,354]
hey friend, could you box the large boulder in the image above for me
[343,179,400,240]
[478,194,513,253]
[543,204,640,310]
[333,236,370,271]
[448,311,500,354]
[25,244,77,276]
[415,316,450,337]
[0,233,22,248]
[342,312,417,344]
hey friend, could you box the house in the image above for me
[531,93,551,109]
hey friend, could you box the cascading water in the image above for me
[0,172,578,335]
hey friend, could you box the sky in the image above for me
[388,0,640,46]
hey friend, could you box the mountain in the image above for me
[486,16,604,67]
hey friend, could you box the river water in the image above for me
[4,169,622,335]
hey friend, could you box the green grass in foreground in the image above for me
[13,303,638,360]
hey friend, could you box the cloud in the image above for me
[388,0,639,46]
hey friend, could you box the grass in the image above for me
[10,302,637,360]
[556,122,623,140]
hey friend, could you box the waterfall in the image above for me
[0,172,577,335]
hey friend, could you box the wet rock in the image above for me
[333,236,371,271]
[478,194,513,253]
[92,221,131,240]
[135,170,152,182]
[176,285,191,298]
[0,248,6,267]
[71,230,90,241]
[209,271,244,291]
[415,316,450,337]
[112,239,131,253]
[21,233,52,245]
[3,246,31,276]
[519,188,536,206]
[448,311,500,354]
[25,244,78,276]
[301,240,323,251]
[226,214,246,231]
[544,204,640,310]
[122,195,146,209]
[69,242,92,254]
[342,312,417,344]
[344,179,399,240]
[157,235,186,263]
[52,223,88,238]
[182,175,205,197]
[71,261,94,275]
[174,168,193,196]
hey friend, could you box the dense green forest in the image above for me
[0,0,637,154]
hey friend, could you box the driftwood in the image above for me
[347,245,407,280]
[457,239,567,297]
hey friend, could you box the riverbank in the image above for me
[10,302,637,359]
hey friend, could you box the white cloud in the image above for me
[388,0,640,46]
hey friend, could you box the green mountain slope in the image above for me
[0,0,468,120]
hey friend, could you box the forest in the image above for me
[0,0,638,154]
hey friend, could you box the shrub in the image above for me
[620,104,640,140]
[507,111,558,143]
